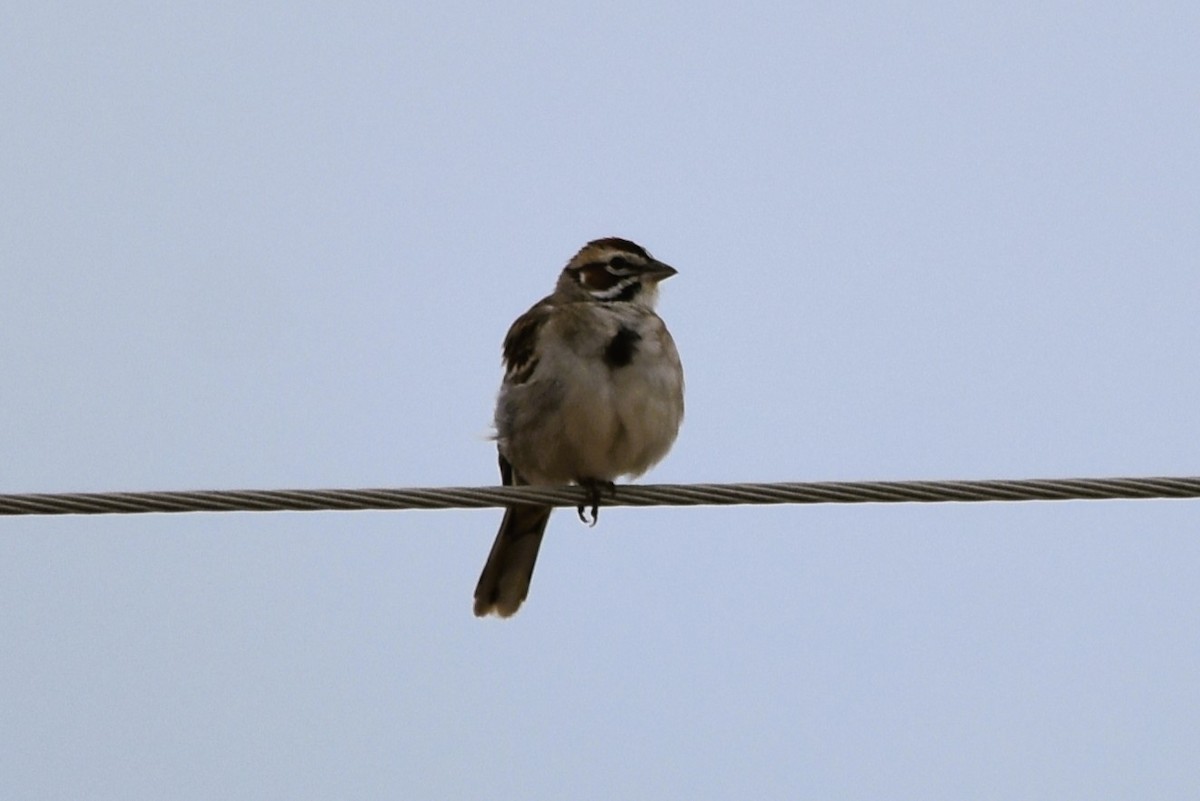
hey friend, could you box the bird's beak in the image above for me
[646,261,678,281]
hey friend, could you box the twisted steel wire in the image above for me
[1,476,1198,517]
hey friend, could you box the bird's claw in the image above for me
[576,479,616,527]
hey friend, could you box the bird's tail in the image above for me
[473,503,552,617]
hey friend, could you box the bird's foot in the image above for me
[576,479,616,527]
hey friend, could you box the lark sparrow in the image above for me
[473,238,685,617]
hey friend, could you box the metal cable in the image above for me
[1,475,1198,517]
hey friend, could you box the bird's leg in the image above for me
[576,478,616,526]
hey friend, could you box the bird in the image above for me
[473,237,685,617]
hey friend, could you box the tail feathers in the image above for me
[473,504,552,617]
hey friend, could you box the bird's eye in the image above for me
[607,256,631,274]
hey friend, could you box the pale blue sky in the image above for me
[3,3,1199,798]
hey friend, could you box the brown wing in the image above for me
[501,297,554,386]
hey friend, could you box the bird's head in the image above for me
[556,237,677,306]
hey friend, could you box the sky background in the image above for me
[3,2,1199,798]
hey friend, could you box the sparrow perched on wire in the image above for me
[473,238,685,617]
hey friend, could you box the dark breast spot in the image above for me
[604,325,642,368]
